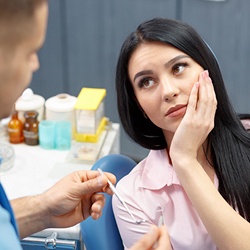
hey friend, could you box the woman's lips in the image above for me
[166,105,187,118]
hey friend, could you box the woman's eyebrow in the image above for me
[164,55,190,68]
[133,54,190,82]
[133,70,153,82]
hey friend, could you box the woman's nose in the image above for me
[161,78,179,101]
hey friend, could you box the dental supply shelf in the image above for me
[1,123,120,250]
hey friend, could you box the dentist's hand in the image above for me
[13,170,116,239]
[42,170,116,227]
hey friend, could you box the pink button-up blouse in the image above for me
[112,149,218,250]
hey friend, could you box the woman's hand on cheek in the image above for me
[169,70,217,163]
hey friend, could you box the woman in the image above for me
[113,18,250,249]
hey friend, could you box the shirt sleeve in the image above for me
[0,205,22,250]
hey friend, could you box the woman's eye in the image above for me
[172,63,188,75]
[138,78,155,89]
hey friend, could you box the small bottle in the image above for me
[23,111,39,145]
[8,110,24,144]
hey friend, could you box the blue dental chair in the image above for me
[80,154,137,250]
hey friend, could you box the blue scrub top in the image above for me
[0,182,22,249]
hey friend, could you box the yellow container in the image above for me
[74,117,108,143]
[74,88,106,111]
[74,88,106,142]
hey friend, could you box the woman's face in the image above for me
[128,41,204,139]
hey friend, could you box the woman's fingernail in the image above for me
[202,70,208,79]
[195,82,200,88]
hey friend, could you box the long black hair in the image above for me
[116,18,250,221]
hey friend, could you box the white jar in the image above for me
[45,93,77,136]
[15,88,45,123]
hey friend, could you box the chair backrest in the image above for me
[80,154,137,250]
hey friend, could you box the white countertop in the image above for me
[0,123,120,240]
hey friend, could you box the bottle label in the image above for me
[23,130,38,139]
[8,128,19,133]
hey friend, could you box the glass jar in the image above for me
[0,143,15,172]
[8,110,24,144]
[23,111,39,145]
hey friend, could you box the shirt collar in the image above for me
[140,149,181,190]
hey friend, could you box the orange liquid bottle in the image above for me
[8,110,24,144]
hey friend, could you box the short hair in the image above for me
[0,0,47,48]
[116,18,250,221]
